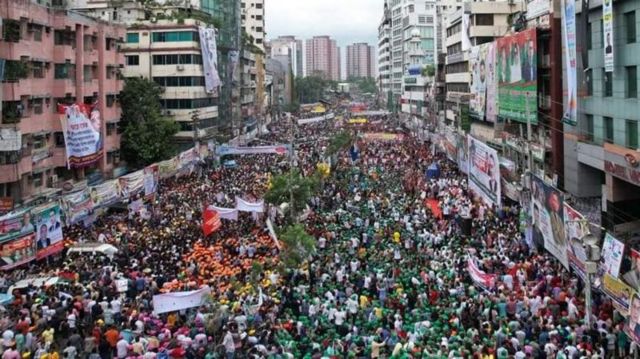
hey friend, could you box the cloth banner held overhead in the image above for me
[202,208,221,236]
[198,26,221,93]
[467,256,497,291]
[266,219,281,249]
[236,197,264,213]
[207,205,238,221]
[216,145,291,156]
[152,286,211,315]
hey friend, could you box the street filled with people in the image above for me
[0,104,635,359]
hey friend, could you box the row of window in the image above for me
[160,97,217,110]
[586,10,636,51]
[126,31,199,43]
[153,76,206,87]
[585,66,637,98]
[585,115,639,149]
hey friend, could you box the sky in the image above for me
[265,0,385,78]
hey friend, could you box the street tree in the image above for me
[278,224,316,270]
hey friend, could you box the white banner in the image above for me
[603,0,614,72]
[152,286,211,315]
[90,180,119,208]
[601,233,624,278]
[0,129,21,151]
[561,0,578,125]
[216,145,291,156]
[266,218,281,249]
[207,205,239,221]
[298,116,326,125]
[198,26,221,93]
[462,13,471,51]
[236,197,264,213]
[59,103,103,168]
[468,135,501,207]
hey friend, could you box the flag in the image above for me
[202,208,221,236]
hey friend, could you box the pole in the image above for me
[584,269,592,329]
[525,91,533,176]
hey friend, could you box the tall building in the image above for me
[378,1,392,96]
[305,36,341,81]
[241,0,265,52]
[270,36,304,78]
[564,0,640,233]
[0,0,125,204]
[346,43,376,79]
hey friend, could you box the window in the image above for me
[604,116,614,143]
[30,98,43,115]
[627,120,639,149]
[106,122,116,136]
[587,22,592,50]
[586,69,592,95]
[603,70,612,97]
[255,15,262,20]
[160,97,217,109]
[126,32,139,43]
[408,4,415,13]
[54,132,65,147]
[151,31,198,42]
[126,55,139,66]
[106,94,116,107]
[32,26,42,42]
[32,136,46,150]
[475,14,494,26]
[626,66,637,98]
[585,114,594,141]
[626,11,637,43]
[32,62,44,78]
[601,19,605,48]
[32,174,43,188]
[255,3,262,9]
[54,63,69,79]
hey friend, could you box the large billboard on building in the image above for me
[531,175,568,268]
[199,26,222,94]
[603,0,614,72]
[469,43,497,123]
[562,0,578,125]
[58,103,103,168]
[468,135,501,207]
[496,28,538,124]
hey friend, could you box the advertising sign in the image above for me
[89,180,120,208]
[603,274,633,315]
[62,188,94,225]
[626,292,640,342]
[564,203,590,279]
[0,129,21,151]
[58,103,103,168]
[198,26,221,93]
[468,135,501,207]
[0,209,34,243]
[600,233,625,279]
[0,234,36,270]
[603,0,614,72]
[561,0,578,125]
[32,204,64,259]
[469,43,497,122]
[496,28,538,124]
[531,176,568,268]
[622,249,640,291]
[143,164,159,199]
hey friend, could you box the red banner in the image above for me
[467,256,497,291]
[202,208,221,236]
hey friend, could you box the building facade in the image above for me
[305,36,341,81]
[346,43,376,79]
[241,0,265,52]
[270,35,303,78]
[0,0,125,205]
[378,2,393,98]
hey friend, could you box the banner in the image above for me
[0,129,21,151]
[207,205,238,221]
[202,208,221,236]
[298,116,326,125]
[362,133,404,142]
[467,256,496,291]
[561,0,578,125]
[158,157,179,179]
[0,209,33,243]
[496,28,538,124]
[603,0,614,72]
[236,197,264,213]
[143,164,159,199]
[564,203,590,279]
[531,176,568,268]
[626,292,640,342]
[603,274,633,315]
[266,218,281,249]
[198,26,221,93]
[0,234,36,270]
[622,249,640,291]
[461,13,471,51]
[469,43,495,122]
[442,129,457,162]
[457,136,469,174]
[468,135,501,207]
[90,180,120,208]
[216,145,291,156]
[32,204,64,259]
[118,170,144,199]
[152,286,211,315]
[62,188,94,225]
[600,233,625,278]
[58,103,103,168]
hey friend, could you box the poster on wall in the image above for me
[600,233,625,279]
[531,176,568,268]
[468,135,501,207]
[603,0,614,72]
[561,0,578,125]
[564,203,590,279]
[496,28,538,124]
[0,233,36,270]
[198,26,221,94]
[32,204,64,259]
[58,103,103,168]
[469,43,497,123]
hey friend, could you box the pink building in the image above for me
[346,42,376,79]
[305,36,341,81]
[0,0,125,206]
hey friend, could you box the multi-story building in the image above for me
[270,35,303,78]
[346,43,376,79]
[241,0,265,52]
[378,2,393,99]
[0,0,125,205]
[564,0,640,234]
[305,36,341,81]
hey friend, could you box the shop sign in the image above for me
[604,143,640,186]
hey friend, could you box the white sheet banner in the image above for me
[266,218,281,249]
[207,205,239,221]
[198,26,221,93]
[152,286,211,315]
[236,197,264,213]
[0,129,21,151]
[468,135,501,207]
[216,145,291,156]
[603,0,614,72]
[298,116,326,125]
[600,233,625,278]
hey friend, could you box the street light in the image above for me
[577,228,602,330]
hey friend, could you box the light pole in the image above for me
[572,224,601,330]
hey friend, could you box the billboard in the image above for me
[58,103,103,168]
[198,26,221,93]
[90,180,120,208]
[531,176,568,268]
[0,233,36,270]
[32,204,64,259]
[468,135,501,207]
[469,43,497,122]
[62,188,94,225]
[603,0,614,72]
[0,209,34,243]
[496,28,538,124]
[600,233,625,279]
[622,249,640,291]
[603,274,633,315]
[561,0,578,125]
[564,203,590,279]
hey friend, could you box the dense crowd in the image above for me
[0,106,635,359]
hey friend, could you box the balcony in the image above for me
[53,45,76,63]
[53,79,76,98]
[0,156,32,183]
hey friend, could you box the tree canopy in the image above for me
[278,224,316,270]
[348,76,378,94]
[294,74,336,104]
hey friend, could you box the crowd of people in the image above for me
[0,105,635,359]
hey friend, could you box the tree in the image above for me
[265,169,319,222]
[278,224,316,270]
[326,130,353,156]
[422,65,435,78]
[295,75,331,104]
[119,77,180,169]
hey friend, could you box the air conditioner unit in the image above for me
[177,65,185,71]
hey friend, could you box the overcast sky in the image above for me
[265,0,384,49]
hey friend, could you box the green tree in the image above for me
[295,75,331,104]
[278,224,316,270]
[326,130,353,156]
[265,169,319,222]
[119,77,180,169]
[422,65,435,77]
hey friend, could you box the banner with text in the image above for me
[153,286,211,315]
[603,0,614,72]
[561,0,578,125]
[62,188,94,225]
[468,135,501,207]
[0,233,36,270]
[32,204,64,259]
[564,203,590,279]
[600,233,625,279]
[198,26,221,93]
[603,273,633,315]
[216,145,291,156]
[531,176,568,269]
[469,43,497,122]
[58,103,103,168]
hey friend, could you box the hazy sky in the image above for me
[265,0,385,48]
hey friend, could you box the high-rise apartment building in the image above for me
[305,36,341,81]
[241,0,265,52]
[0,0,125,204]
[378,2,392,96]
[346,43,376,79]
[270,36,304,78]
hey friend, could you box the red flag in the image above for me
[202,208,221,236]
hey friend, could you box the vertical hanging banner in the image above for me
[198,26,221,94]
[58,103,103,168]
[143,164,159,199]
[603,0,614,72]
[561,0,578,125]
[600,233,625,279]
[202,208,221,236]
[469,43,497,123]
[564,203,590,279]
[468,135,501,207]
[32,204,64,259]
[531,176,568,269]
[461,13,471,51]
